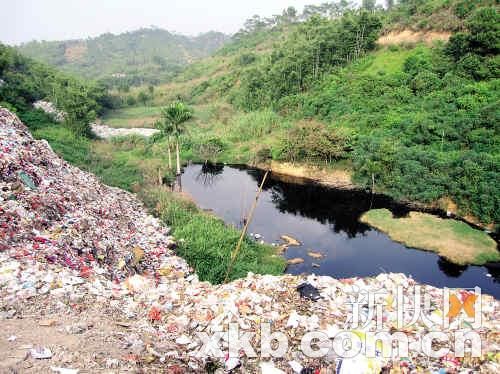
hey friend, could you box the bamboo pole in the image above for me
[224,170,270,283]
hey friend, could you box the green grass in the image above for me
[361,47,414,76]
[142,188,286,283]
[33,126,91,167]
[101,106,162,128]
[32,125,146,191]
[360,209,499,265]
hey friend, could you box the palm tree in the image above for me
[157,101,192,176]
[154,120,173,170]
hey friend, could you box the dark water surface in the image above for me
[181,164,499,298]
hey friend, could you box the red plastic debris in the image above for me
[148,306,162,322]
[79,265,93,278]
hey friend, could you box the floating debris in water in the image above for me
[281,235,301,246]
[287,258,304,265]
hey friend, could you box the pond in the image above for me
[181,163,500,298]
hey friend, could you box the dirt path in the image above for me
[0,306,139,373]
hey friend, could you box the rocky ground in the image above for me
[1,107,499,373]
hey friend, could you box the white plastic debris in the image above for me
[260,361,286,374]
[50,367,79,374]
[30,347,53,359]
[286,310,300,328]
[225,357,240,371]
[175,335,191,345]
[288,360,303,373]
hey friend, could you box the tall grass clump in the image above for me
[228,110,287,142]
[142,187,286,283]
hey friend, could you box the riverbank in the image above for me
[254,160,496,233]
[255,160,357,190]
[360,209,499,266]
[140,187,285,283]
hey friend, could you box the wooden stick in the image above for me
[224,169,270,283]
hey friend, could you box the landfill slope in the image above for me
[1,107,499,373]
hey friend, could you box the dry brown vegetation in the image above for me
[64,42,87,62]
[377,29,451,46]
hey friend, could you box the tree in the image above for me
[445,6,499,60]
[385,0,395,10]
[137,90,149,106]
[282,6,298,24]
[362,0,376,12]
[154,119,173,170]
[243,15,266,33]
[466,7,499,56]
[158,101,193,177]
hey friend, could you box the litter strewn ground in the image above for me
[1,107,499,373]
[91,123,160,139]
[33,101,66,123]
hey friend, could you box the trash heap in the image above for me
[91,123,160,139]
[1,107,499,373]
[33,101,66,123]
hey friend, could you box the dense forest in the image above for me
[17,28,229,88]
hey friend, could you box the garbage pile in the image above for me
[1,107,499,373]
[33,101,66,122]
[91,123,160,139]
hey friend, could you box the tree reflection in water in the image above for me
[437,257,468,278]
[195,161,224,186]
[241,167,412,238]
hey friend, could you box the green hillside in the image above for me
[0,43,108,135]
[114,0,498,226]
[17,28,229,88]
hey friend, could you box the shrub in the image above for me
[255,147,272,163]
[19,109,55,131]
[457,53,491,80]
[410,70,441,94]
[466,6,499,56]
[403,49,433,77]
[193,136,226,162]
[445,32,471,60]
[277,122,350,163]
[237,52,257,66]
[126,95,137,106]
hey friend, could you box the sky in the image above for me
[0,0,341,45]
